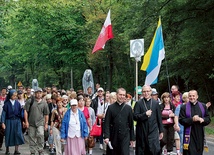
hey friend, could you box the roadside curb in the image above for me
[206,136,214,147]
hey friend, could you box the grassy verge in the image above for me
[205,117,214,136]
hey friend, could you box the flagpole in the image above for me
[164,56,171,93]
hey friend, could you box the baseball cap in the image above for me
[151,88,158,95]
[135,86,142,95]
[7,85,12,90]
[70,99,78,106]
[97,87,104,92]
[46,94,52,99]
[34,87,42,93]
[17,90,23,95]
[62,95,68,100]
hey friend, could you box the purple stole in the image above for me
[183,102,205,150]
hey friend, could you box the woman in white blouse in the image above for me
[60,99,88,155]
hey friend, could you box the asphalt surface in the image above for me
[0,135,213,155]
[0,135,115,155]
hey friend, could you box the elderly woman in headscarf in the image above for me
[1,89,25,155]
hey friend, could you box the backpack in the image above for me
[20,96,34,120]
[28,96,35,117]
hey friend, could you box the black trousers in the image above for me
[160,124,174,152]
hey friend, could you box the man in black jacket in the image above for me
[104,88,135,155]
[133,85,163,155]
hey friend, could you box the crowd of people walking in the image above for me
[0,83,211,155]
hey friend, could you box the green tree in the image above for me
[0,0,213,116]
[1,0,88,89]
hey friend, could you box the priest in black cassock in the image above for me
[133,85,163,155]
[179,90,211,155]
[104,88,135,155]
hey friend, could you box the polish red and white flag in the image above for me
[92,10,114,54]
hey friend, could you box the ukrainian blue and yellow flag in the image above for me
[141,17,165,85]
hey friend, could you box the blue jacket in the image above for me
[60,109,88,139]
[1,100,22,123]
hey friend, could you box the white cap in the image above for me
[151,88,158,95]
[34,87,42,93]
[70,99,78,106]
[7,85,12,90]
[97,87,104,92]
[62,95,68,99]
[46,94,52,99]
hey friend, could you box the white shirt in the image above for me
[126,100,132,107]
[0,100,4,117]
[0,97,6,117]
[97,97,105,115]
[18,99,25,107]
[68,110,81,138]
[103,102,110,114]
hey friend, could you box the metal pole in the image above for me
[136,61,138,101]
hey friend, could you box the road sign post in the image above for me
[130,39,144,101]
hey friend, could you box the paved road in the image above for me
[0,141,106,155]
[203,137,214,155]
[0,134,134,155]
[0,135,213,155]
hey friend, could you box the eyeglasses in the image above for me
[142,90,151,93]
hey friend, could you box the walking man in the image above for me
[91,87,106,149]
[104,88,135,155]
[24,88,49,155]
[133,85,163,155]
[179,90,211,155]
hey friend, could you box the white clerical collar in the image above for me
[144,98,151,101]
[191,101,197,105]
[117,102,123,105]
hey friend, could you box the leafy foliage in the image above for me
[0,0,214,112]
[1,0,88,89]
